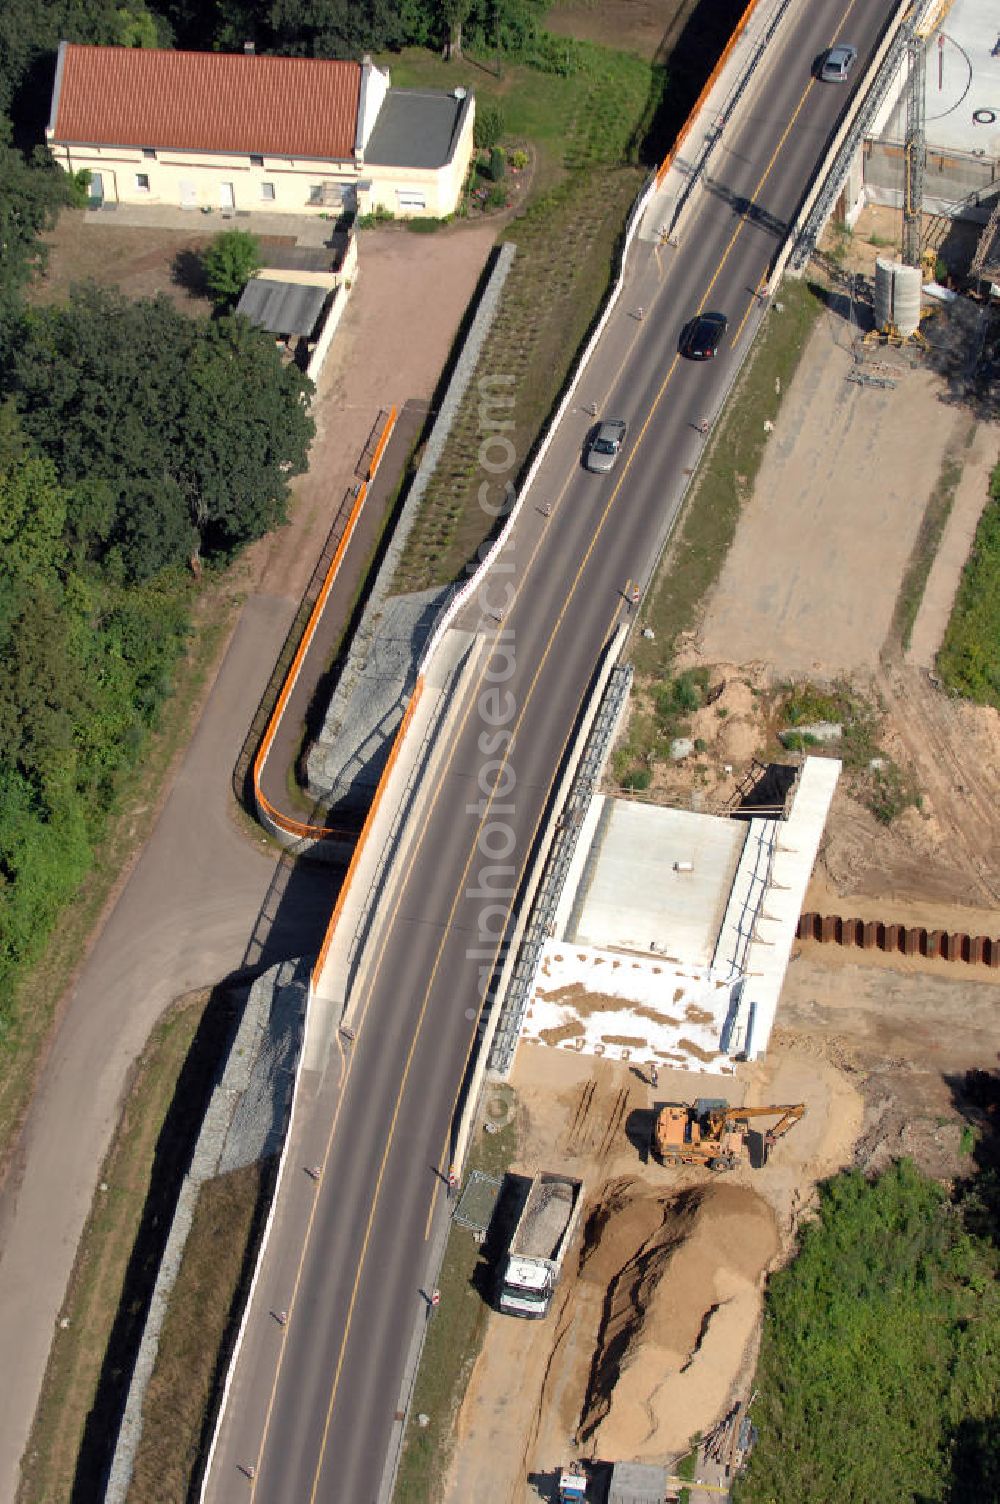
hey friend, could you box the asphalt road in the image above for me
[216,1,901,1497]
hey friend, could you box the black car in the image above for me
[680,311,728,360]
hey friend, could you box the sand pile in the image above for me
[577,1178,779,1457]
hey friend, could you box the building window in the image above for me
[250,154,264,167]
[135,173,150,192]
[308,185,325,204]
[142,147,156,159]
[260,182,275,201]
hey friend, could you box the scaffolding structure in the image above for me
[901,28,927,267]
[970,196,1000,295]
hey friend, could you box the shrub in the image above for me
[527,31,584,75]
[486,183,509,210]
[509,148,529,171]
[655,669,707,733]
[201,229,261,305]
[357,205,395,228]
[488,146,506,182]
[68,168,92,208]
[733,1161,1000,1504]
[474,103,505,151]
[407,216,449,234]
[621,766,651,791]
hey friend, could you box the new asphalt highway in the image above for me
[210,0,902,1496]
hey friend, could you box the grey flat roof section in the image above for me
[569,800,746,967]
[609,1460,668,1504]
[365,88,469,168]
[256,244,338,273]
[236,278,328,336]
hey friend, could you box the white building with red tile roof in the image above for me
[46,42,475,219]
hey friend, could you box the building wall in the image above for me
[863,139,999,216]
[48,139,360,212]
[363,103,475,218]
[357,61,390,149]
[50,104,475,218]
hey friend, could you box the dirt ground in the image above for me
[442,213,1000,1499]
[33,220,223,311]
[691,302,967,678]
[445,1041,863,1502]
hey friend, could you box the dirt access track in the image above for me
[442,234,1000,1498]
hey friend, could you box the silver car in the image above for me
[586,419,627,473]
[820,43,857,82]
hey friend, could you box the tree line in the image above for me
[0,2,325,1023]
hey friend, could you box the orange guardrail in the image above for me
[655,0,765,187]
[311,676,424,991]
[252,405,398,841]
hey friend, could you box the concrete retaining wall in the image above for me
[864,139,998,215]
[103,959,309,1504]
[305,243,516,799]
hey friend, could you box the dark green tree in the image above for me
[262,0,405,57]
[0,125,74,315]
[178,313,314,558]
[7,286,313,577]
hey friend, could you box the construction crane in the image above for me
[649,1100,805,1171]
[902,0,955,268]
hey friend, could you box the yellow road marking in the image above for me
[307,336,686,1496]
[253,4,865,1487]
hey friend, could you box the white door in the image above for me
[219,181,235,209]
[180,180,197,208]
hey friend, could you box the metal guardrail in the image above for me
[341,655,466,989]
[788,21,911,270]
[488,663,633,1074]
[663,0,795,241]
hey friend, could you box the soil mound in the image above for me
[578,1179,778,1457]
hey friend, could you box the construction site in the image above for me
[431,5,1000,1488]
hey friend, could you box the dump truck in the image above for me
[497,1171,583,1318]
[650,1100,805,1170]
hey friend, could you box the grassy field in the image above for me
[392,166,645,593]
[733,1160,1000,1504]
[385,40,660,194]
[394,1090,520,1502]
[937,458,1000,707]
[16,990,218,1504]
[630,280,825,680]
[127,1160,272,1503]
[890,422,976,654]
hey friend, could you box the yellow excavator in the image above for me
[650,1099,805,1171]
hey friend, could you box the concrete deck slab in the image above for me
[568,799,746,967]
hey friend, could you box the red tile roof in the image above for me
[51,44,362,160]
